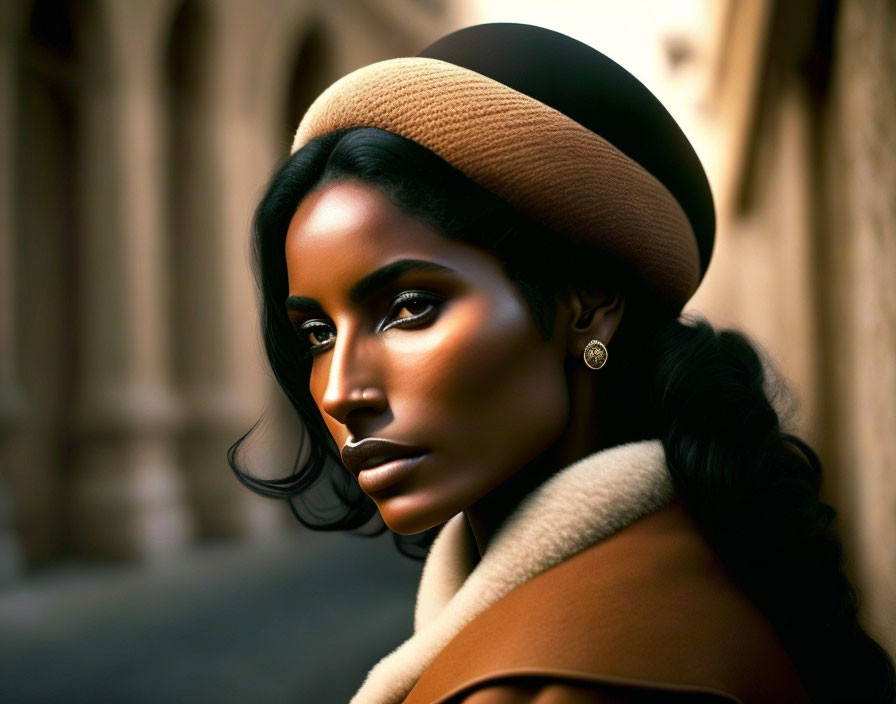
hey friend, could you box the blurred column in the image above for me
[0,0,25,583]
[68,0,193,558]
[165,0,282,540]
[821,0,896,655]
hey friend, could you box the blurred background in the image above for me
[1,0,894,701]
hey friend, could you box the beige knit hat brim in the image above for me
[292,57,701,311]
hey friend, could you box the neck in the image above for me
[463,364,613,559]
[462,451,557,559]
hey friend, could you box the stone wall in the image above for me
[817,0,896,655]
[690,0,896,654]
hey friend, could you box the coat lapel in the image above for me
[403,500,809,704]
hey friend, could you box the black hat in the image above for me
[292,23,715,313]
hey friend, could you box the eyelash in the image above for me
[295,290,444,356]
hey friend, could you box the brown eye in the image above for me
[299,321,334,353]
[385,291,443,328]
[395,298,431,319]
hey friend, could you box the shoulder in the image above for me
[404,501,809,704]
[446,676,739,703]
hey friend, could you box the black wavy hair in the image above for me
[228,127,895,703]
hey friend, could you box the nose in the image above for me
[319,327,386,425]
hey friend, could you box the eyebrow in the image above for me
[285,258,455,315]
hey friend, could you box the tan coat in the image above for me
[403,500,809,703]
[348,439,810,704]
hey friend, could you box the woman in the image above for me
[229,23,896,704]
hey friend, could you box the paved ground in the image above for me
[0,528,423,704]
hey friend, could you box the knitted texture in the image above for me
[292,57,701,312]
[347,438,675,704]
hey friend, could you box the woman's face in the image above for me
[284,179,570,534]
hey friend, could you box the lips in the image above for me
[340,437,428,476]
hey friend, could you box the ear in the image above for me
[557,287,625,361]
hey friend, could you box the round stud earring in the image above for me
[583,339,608,370]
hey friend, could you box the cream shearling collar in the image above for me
[350,438,675,704]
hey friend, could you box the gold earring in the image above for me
[583,339,608,370]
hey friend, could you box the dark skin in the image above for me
[284,179,625,560]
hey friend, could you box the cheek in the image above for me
[307,366,342,443]
[401,295,569,461]
[308,366,325,404]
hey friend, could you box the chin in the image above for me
[375,494,460,535]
